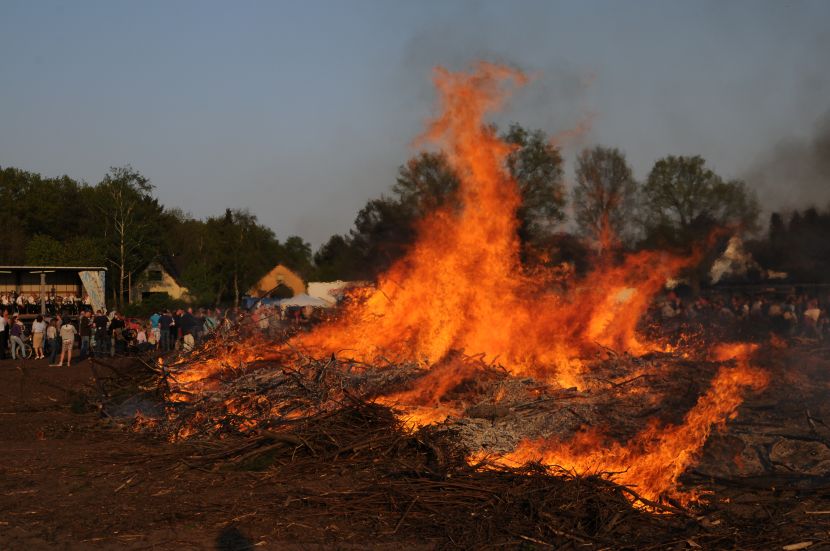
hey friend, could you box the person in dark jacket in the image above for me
[93,310,109,355]
[158,310,173,352]
[78,310,93,360]
[172,310,183,350]
[179,308,197,340]
[108,313,126,356]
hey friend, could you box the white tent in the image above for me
[278,293,331,308]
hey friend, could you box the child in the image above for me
[53,320,77,367]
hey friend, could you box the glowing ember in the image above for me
[492,343,767,505]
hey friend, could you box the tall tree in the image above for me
[503,123,566,244]
[640,155,759,248]
[279,236,314,279]
[573,146,638,253]
[313,234,361,281]
[94,166,162,307]
[393,151,459,216]
[347,197,417,279]
[210,209,281,306]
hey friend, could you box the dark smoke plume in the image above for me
[746,110,830,211]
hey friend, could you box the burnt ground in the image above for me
[1,346,830,550]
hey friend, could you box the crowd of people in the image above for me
[0,307,241,366]
[0,288,825,366]
[0,292,90,315]
[653,290,829,340]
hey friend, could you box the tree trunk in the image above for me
[233,270,239,308]
[119,235,126,308]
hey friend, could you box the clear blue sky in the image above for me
[2,0,829,246]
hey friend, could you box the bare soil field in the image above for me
[2,345,830,550]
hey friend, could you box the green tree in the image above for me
[503,123,566,244]
[313,234,362,281]
[640,155,759,248]
[393,151,459,215]
[209,209,281,306]
[0,167,92,263]
[24,235,65,264]
[347,197,418,279]
[279,236,314,279]
[94,165,163,307]
[573,146,638,253]
[25,235,106,265]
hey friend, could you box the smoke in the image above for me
[745,110,830,212]
[397,3,596,144]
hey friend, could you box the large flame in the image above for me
[169,62,768,506]
[299,63,695,389]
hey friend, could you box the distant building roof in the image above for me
[0,266,107,271]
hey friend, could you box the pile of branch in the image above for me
[116,336,830,548]
[147,342,425,440]
[177,399,812,549]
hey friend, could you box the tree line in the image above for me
[2,121,827,307]
[314,123,764,281]
[0,165,313,307]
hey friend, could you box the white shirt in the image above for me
[32,320,46,334]
[0,317,6,331]
[60,324,77,342]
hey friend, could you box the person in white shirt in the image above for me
[31,315,47,360]
[53,321,77,367]
[0,310,7,360]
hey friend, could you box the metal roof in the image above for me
[0,266,107,271]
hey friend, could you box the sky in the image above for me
[2,0,829,247]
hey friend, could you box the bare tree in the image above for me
[95,166,160,307]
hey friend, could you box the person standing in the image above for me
[158,310,173,352]
[9,315,25,360]
[93,310,109,356]
[46,320,60,365]
[149,310,161,349]
[0,309,8,360]
[78,310,92,360]
[108,313,125,356]
[172,309,183,350]
[54,320,77,367]
[180,308,196,344]
[31,315,46,360]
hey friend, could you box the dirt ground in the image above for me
[2,346,830,550]
[0,356,392,551]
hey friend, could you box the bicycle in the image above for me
[10,335,34,360]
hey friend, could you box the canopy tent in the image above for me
[278,293,331,308]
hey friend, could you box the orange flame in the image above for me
[495,344,767,505]
[299,63,694,389]
[169,63,768,505]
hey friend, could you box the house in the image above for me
[131,258,191,304]
[248,264,305,298]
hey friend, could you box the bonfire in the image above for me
[129,64,829,549]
